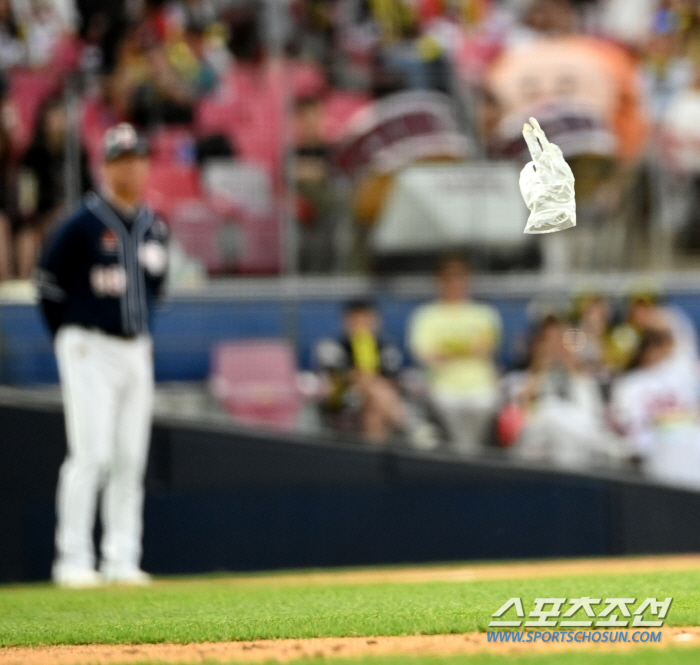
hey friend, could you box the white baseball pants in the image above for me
[53,325,154,573]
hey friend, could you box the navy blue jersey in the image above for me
[36,192,168,338]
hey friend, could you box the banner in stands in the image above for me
[493,104,617,160]
[371,162,527,252]
[336,91,471,178]
[487,36,646,160]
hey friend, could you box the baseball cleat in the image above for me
[101,567,152,586]
[52,566,104,589]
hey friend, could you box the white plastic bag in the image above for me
[520,117,576,234]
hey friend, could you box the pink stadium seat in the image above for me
[144,164,201,218]
[235,211,280,274]
[167,199,226,273]
[80,96,120,181]
[195,93,236,136]
[196,63,286,182]
[8,69,61,154]
[210,339,302,431]
[9,69,60,124]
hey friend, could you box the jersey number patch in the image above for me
[90,265,127,298]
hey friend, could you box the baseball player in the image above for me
[35,123,168,587]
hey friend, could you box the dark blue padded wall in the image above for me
[0,305,55,384]
[1,293,696,385]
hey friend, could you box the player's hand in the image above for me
[519,117,576,234]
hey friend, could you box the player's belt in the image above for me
[112,332,140,340]
[83,325,140,341]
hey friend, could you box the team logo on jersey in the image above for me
[100,229,119,254]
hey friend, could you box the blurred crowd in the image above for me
[315,255,700,490]
[1,0,700,278]
[0,0,698,488]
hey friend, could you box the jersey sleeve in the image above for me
[35,219,81,337]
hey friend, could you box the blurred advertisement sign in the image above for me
[371,162,527,253]
[336,91,471,178]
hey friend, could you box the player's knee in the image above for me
[112,452,148,478]
[67,451,111,477]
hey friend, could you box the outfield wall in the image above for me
[5,272,700,384]
[2,396,700,584]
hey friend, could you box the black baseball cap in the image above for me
[103,123,149,162]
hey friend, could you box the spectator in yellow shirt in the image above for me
[408,255,502,452]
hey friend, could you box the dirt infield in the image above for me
[1,628,698,665]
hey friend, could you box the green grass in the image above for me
[1,565,700,648]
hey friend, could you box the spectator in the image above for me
[129,38,197,127]
[316,298,406,443]
[608,289,699,373]
[162,13,220,98]
[293,95,344,273]
[504,0,579,47]
[0,0,25,69]
[17,97,92,279]
[567,292,614,392]
[408,254,501,452]
[196,133,237,165]
[610,326,700,489]
[15,0,73,67]
[76,0,129,74]
[502,315,619,469]
[642,5,694,124]
[599,0,656,48]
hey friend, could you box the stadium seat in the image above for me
[9,69,60,124]
[8,69,61,154]
[234,211,280,274]
[195,93,237,137]
[210,339,303,431]
[144,164,201,218]
[196,64,285,179]
[80,96,120,180]
[167,199,229,273]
